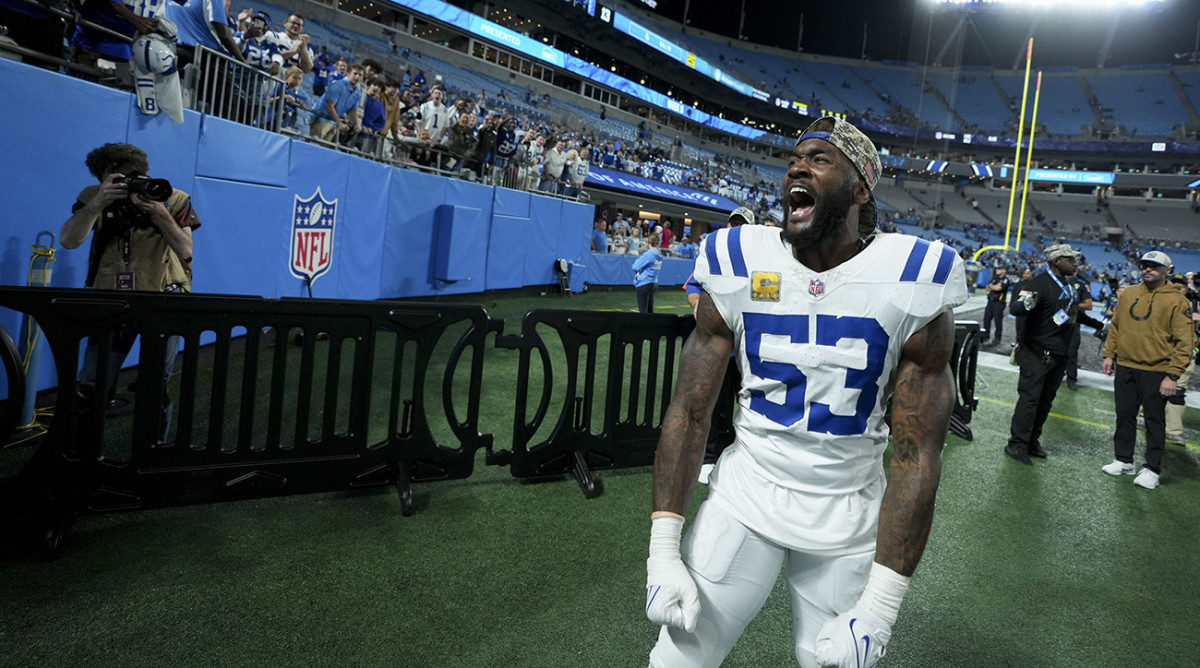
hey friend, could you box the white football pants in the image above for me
[648,500,874,668]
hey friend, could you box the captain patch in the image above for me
[751,272,781,302]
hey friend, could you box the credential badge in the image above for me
[290,187,337,284]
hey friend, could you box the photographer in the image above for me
[60,143,201,442]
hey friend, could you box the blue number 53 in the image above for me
[743,312,889,435]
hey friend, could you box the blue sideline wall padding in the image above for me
[584,254,695,286]
[284,141,352,298]
[523,196,565,286]
[486,216,530,290]
[336,157,392,300]
[558,200,594,266]
[195,116,290,187]
[492,186,532,218]
[434,205,485,282]
[380,169,488,298]
[191,178,291,295]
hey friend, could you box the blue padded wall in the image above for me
[190,177,291,295]
[195,116,290,187]
[434,205,486,282]
[523,196,563,286]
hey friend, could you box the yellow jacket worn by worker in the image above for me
[1102,282,1193,375]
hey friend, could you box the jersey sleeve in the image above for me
[873,236,968,333]
[693,227,752,333]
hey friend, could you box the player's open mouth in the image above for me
[788,185,816,222]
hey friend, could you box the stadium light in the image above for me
[929,0,1163,6]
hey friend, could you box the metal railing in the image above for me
[186,46,286,129]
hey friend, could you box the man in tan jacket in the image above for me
[1100,250,1193,490]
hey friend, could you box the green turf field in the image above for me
[1,288,1198,667]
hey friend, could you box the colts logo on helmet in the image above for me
[290,188,338,284]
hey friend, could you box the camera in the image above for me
[117,174,173,202]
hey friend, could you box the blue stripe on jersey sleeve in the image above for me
[727,226,748,277]
[932,245,956,285]
[704,231,723,276]
[900,238,931,282]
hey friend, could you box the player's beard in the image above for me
[782,176,856,250]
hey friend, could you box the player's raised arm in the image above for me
[646,291,733,632]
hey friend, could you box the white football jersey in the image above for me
[694,226,967,552]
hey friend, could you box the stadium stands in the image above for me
[923,70,1013,133]
[1085,69,1187,138]
[994,70,1094,137]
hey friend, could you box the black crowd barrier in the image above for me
[949,320,982,442]
[0,288,978,558]
[491,310,735,498]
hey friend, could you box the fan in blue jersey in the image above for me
[494,117,521,167]
[233,11,282,74]
[646,116,967,668]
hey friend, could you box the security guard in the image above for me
[1004,243,1083,465]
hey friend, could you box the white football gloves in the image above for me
[814,562,910,668]
[645,515,700,633]
[813,605,891,668]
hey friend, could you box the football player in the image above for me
[646,117,966,668]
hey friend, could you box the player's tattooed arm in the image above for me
[875,311,955,576]
[652,292,734,516]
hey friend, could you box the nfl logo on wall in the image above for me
[290,188,337,283]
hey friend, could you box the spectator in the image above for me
[404,128,437,168]
[612,212,630,235]
[329,58,347,86]
[445,112,478,172]
[167,0,248,67]
[233,10,282,75]
[311,49,334,97]
[269,13,313,73]
[418,87,452,144]
[632,232,663,313]
[659,222,675,249]
[354,79,387,152]
[591,219,608,253]
[519,132,545,190]
[265,66,310,132]
[541,139,567,193]
[380,80,404,160]
[564,148,590,197]
[494,116,521,168]
[309,62,363,143]
[69,0,147,68]
[1101,251,1193,490]
[467,113,499,178]
[627,226,645,256]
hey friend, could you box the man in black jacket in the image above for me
[1004,244,1083,465]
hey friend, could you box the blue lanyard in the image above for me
[1049,272,1075,308]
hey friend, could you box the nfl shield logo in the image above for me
[290,187,337,283]
[808,278,825,297]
